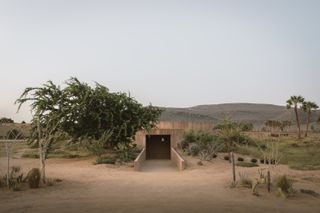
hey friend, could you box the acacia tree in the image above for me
[16,78,163,180]
[302,101,319,137]
[16,81,66,183]
[60,77,162,147]
[214,119,243,156]
[286,96,305,139]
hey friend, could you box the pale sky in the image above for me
[0,0,319,122]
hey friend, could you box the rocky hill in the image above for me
[160,103,320,128]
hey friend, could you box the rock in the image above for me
[26,168,41,188]
[197,161,203,166]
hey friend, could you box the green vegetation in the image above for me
[302,101,319,137]
[264,120,292,132]
[236,162,258,167]
[85,130,113,158]
[0,117,14,124]
[15,77,162,181]
[236,136,320,170]
[181,129,223,161]
[286,95,305,139]
[114,143,139,163]
[275,175,293,194]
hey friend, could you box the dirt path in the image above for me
[0,156,320,213]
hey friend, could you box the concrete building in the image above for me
[133,121,214,171]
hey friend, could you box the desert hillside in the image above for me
[160,103,320,127]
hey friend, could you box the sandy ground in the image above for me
[0,156,320,213]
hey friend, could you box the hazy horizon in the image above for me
[1,0,320,122]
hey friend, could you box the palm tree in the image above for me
[302,101,319,137]
[286,95,305,139]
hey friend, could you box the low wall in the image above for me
[171,147,185,171]
[133,148,146,171]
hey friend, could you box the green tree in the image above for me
[286,95,305,139]
[302,101,319,137]
[0,117,14,124]
[15,77,163,178]
[239,122,254,131]
[61,77,162,146]
[214,119,243,156]
[15,81,65,183]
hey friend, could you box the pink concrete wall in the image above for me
[133,148,146,171]
[134,121,214,148]
[171,147,185,171]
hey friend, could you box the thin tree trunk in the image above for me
[294,106,301,139]
[267,170,271,193]
[305,111,311,137]
[41,149,46,183]
[6,141,10,189]
[231,152,236,182]
[37,117,46,183]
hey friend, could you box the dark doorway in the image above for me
[146,135,171,160]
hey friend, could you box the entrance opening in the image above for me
[146,135,171,160]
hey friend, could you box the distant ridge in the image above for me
[160,103,320,127]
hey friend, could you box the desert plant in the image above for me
[22,152,40,158]
[214,119,247,156]
[275,175,293,194]
[0,117,14,124]
[286,95,305,139]
[238,172,252,188]
[224,155,230,161]
[96,156,116,164]
[3,166,24,191]
[302,101,319,137]
[188,143,200,156]
[85,130,113,158]
[181,129,197,149]
[199,142,223,161]
[236,162,258,167]
[251,158,257,163]
[3,129,23,188]
[237,157,244,162]
[114,143,138,162]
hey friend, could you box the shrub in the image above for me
[188,144,200,156]
[181,129,197,149]
[239,172,252,188]
[251,158,257,163]
[22,153,40,158]
[96,156,116,164]
[46,178,54,186]
[114,143,138,162]
[275,175,293,193]
[237,157,244,162]
[224,155,230,161]
[63,153,81,159]
[85,130,113,157]
[4,166,24,190]
[236,162,258,167]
